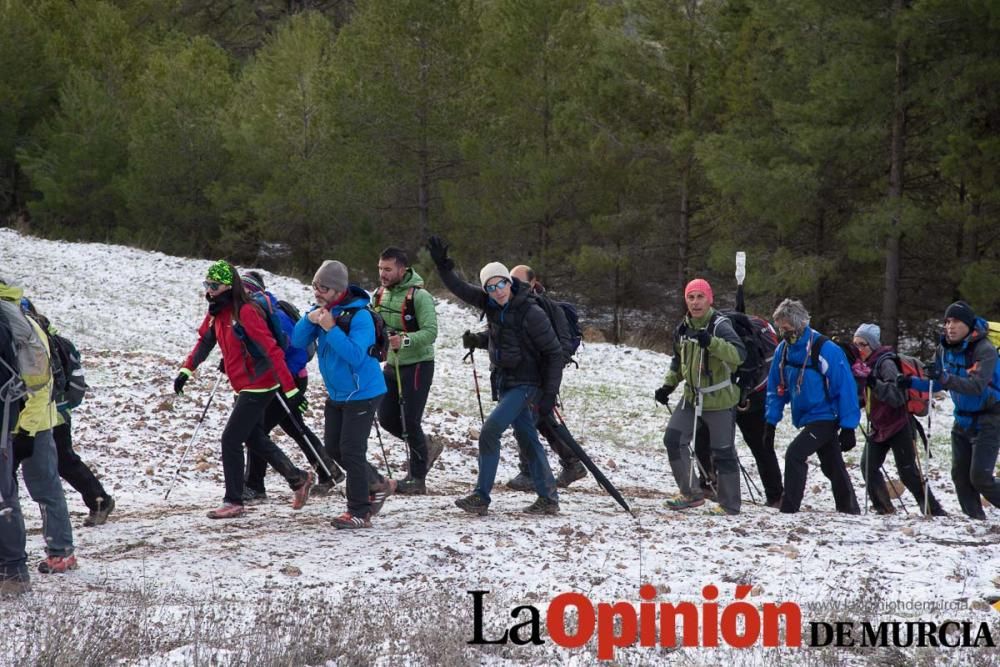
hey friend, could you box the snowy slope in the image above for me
[1,229,998,666]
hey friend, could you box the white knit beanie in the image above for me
[479,262,511,289]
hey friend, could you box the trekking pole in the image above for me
[464,349,485,425]
[736,454,760,504]
[164,373,224,500]
[373,421,394,480]
[881,464,909,515]
[275,391,342,482]
[922,349,937,519]
[687,345,718,499]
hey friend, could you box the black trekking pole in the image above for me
[165,373,224,500]
[464,349,486,425]
[736,454,760,505]
[275,391,345,483]
[373,421,394,480]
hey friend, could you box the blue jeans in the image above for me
[19,430,74,557]
[0,432,28,580]
[476,385,557,504]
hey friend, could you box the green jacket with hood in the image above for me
[372,268,438,367]
[664,307,746,411]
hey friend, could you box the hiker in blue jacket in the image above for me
[765,299,861,514]
[292,260,392,529]
[900,301,1000,519]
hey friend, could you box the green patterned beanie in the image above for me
[206,260,234,286]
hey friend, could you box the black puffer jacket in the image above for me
[438,267,563,394]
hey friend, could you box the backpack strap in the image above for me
[400,286,419,333]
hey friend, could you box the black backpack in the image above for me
[678,311,778,399]
[337,306,390,362]
[524,294,580,367]
[44,331,88,410]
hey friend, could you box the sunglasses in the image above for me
[485,278,509,293]
[203,281,224,291]
[311,282,332,293]
[855,341,870,349]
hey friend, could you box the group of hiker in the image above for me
[2,236,999,594]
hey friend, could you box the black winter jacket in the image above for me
[438,267,563,395]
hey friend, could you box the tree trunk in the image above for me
[881,0,908,347]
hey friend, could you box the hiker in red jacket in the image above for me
[174,260,313,519]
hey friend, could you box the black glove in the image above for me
[654,384,675,405]
[12,432,34,464]
[895,374,912,390]
[285,389,308,414]
[838,428,856,452]
[462,330,480,350]
[693,329,712,349]
[763,423,776,450]
[217,358,225,374]
[173,371,190,395]
[426,236,453,270]
[537,392,557,417]
[923,361,942,381]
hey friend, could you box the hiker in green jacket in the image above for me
[373,247,442,495]
[656,279,746,515]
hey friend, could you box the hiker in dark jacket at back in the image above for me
[20,297,116,526]
[239,272,345,502]
[851,323,945,516]
[500,264,587,492]
[765,299,860,515]
[900,301,1000,519]
[427,236,564,515]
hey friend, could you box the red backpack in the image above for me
[895,353,929,416]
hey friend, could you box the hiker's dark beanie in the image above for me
[944,301,976,330]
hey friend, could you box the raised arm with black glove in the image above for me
[426,236,454,271]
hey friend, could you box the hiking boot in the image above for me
[766,495,783,509]
[38,554,78,574]
[242,487,267,505]
[523,496,560,515]
[83,496,115,527]
[207,503,246,519]
[426,437,444,471]
[292,472,315,510]
[506,472,534,493]
[556,461,587,488]
[701,485,718,502]
[665,493,705,511]
[397,477,427,495]
[0,575,30,595]
[310,480,337,497]
[455,492,489,516]
[707,504,739,516]
[332,512,372,530]
[369,478,397,516]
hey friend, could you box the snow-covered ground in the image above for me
[1,228,998,666]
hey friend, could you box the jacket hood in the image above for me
[0,282,24,302]
[395,268,425,290]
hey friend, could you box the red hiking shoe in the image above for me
[292,472,315,510]
[207,503,246,519]
[38,554,78,574]
[332,512,372,530]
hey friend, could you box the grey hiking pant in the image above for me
[0,432,28,580]
[664,400,740,514]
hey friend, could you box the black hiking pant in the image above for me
[862,421,944,516]
[245,375,340,492]
[54,413,111,512]
[695,391,783,504]
[324,396,385,516]
[781,420,860,515]
[950,415,1000,520]
[377,361,434,479]
[516,412,581,475]
[221,390,307,506]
